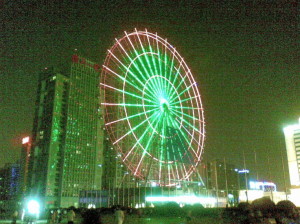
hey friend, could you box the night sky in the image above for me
[1,1,299,190]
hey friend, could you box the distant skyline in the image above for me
[1,1,299,190]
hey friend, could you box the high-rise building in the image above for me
[59,55,104,207]
[28,56,105,208]
[283,118,300,187]
[19,136,31,195]
[28,67,69,208]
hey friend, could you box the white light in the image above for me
[22,137,30,144]
[145,195,216,205]
[151,182,157,187]
[27,200,40,215]
[238,169,249,174]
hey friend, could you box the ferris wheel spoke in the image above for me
[135,29,163,94]
[167,114,200,160]
[170,82,197,104]
[114,38,161,97]
[169,110,200,133]
[170,59,184,90]
[170,105,203,111]
[166,114,181,181]
[113,110,160,145]
[105,108,159,126]
[145,30,159,83]
[100,83,156,104]
[125,31,162,97]
[170,94,201,106]
[103,65,145,95]
[129,111,162,175]
[123,111,161,162]
[168,72,188,102]
[155,32,163,83]
[102,102,158,108]
[169,107,201,122]
[172,117,202,160]
[165,116,191,179]
[127,52,163,98]
[108,49,157,95]
[180,124,204,158]
[165,46,176,99]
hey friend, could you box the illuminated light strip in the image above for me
[165,117,173,184]
[107,49,150,92]
[168,71,188,103]
[113,111,159,145]
[133,114,162,176]
[100,83,155,104]
[169,59,184,91]
[123,111,161,161]
[170,94,201,106]
[127,30,161,96]
[141,75,183,138]
[122,49,160,97]
[103,65,155,98]
[171,111,200,133]
[135,29,158,91]
[168,114,198,161]
[170,81,197,103]
[145,195,217,204]
[105,108,158,126]
[166,116,190,179]
[102,102,157,107]
[124,51,160,100]
[135,111,163,165]
[171,105,203,110]
[113,39,160,97]
[124,109,162,165]
[168,125,181,180]
[124,32,161,99]
[155,32,163,89]
[170,108,200,122]
[177,121,202,161]
[145,29,159,88]
[166,45,176,99]
[102,65,152,99]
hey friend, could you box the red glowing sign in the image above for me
[72,55,101,72]
[22,137,30,144]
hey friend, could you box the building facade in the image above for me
[28,67,69,208]
[59,55,104,207]
[283,118,300,187]
[28,56,105,208]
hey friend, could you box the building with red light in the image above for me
[59,55,104,207]
[19,136,31,195]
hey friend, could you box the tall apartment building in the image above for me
[28,56,105,208]
[59,55,104,207]
[283,118,300,187]
[28,67,69,208]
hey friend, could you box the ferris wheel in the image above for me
[101,29,205,186]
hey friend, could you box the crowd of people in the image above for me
[222,199,300,224]
[45,205,129,224]
[7,198,300,224]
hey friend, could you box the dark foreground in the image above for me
[0,216,218,224]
